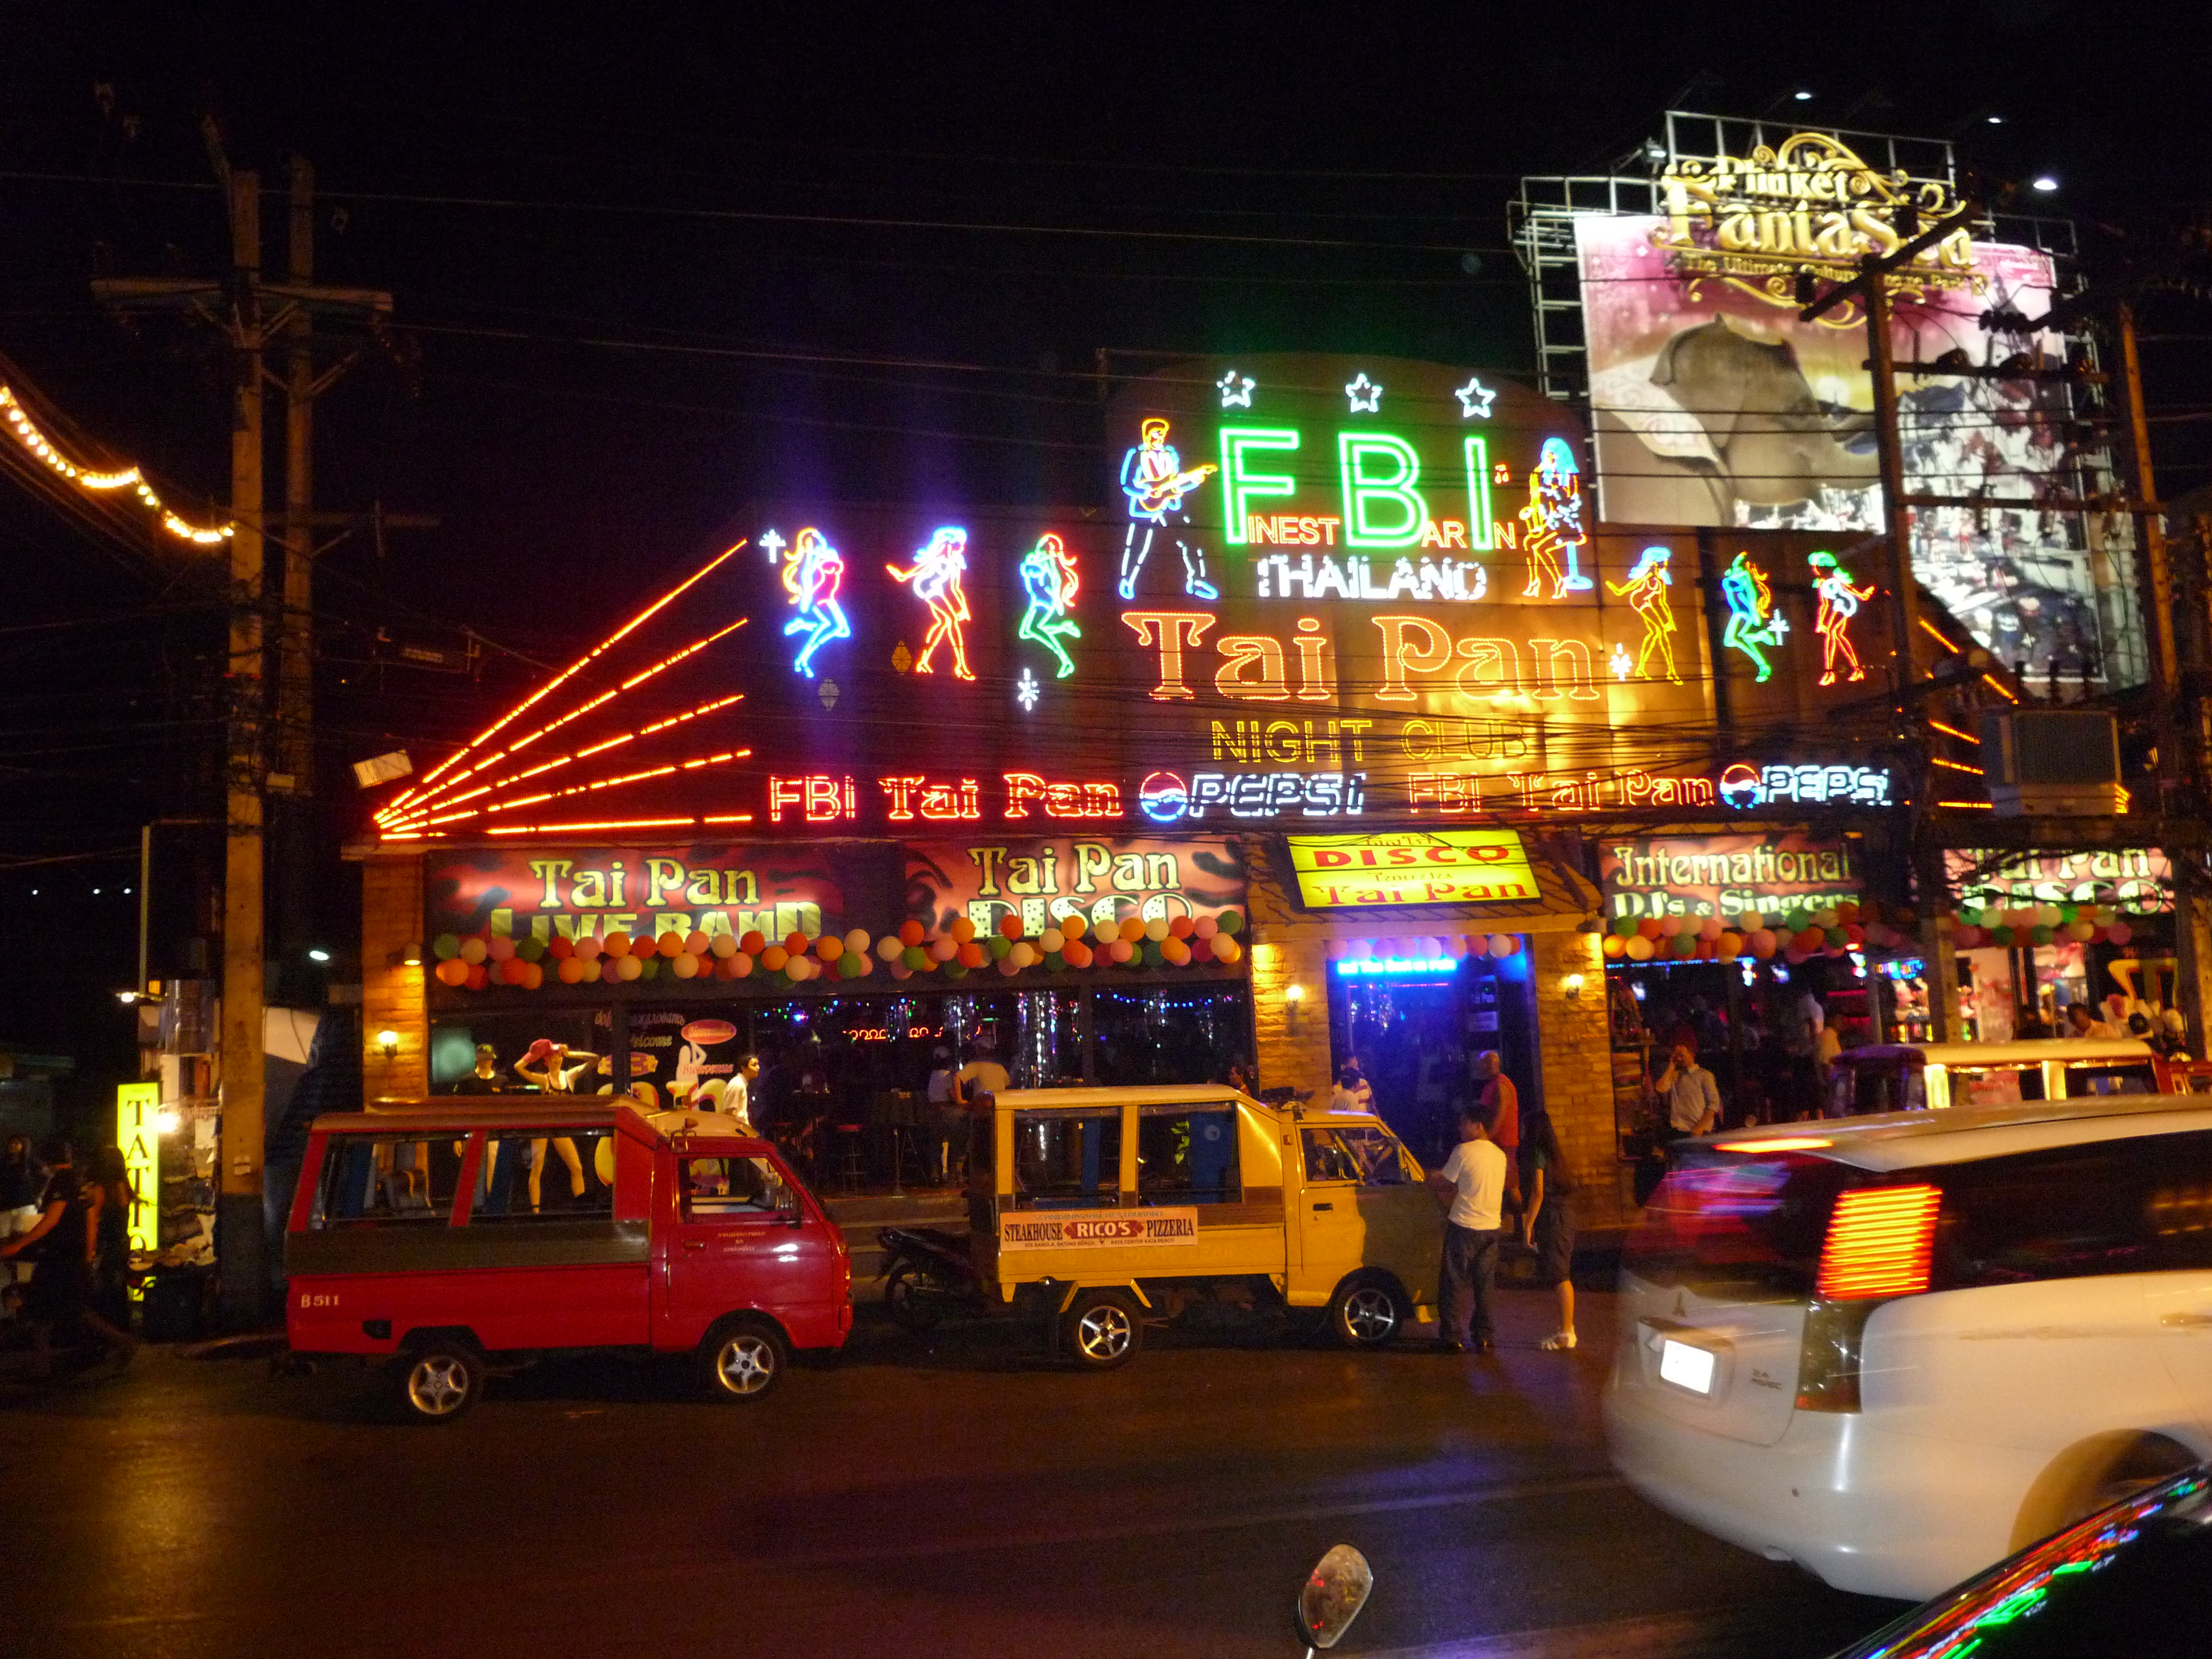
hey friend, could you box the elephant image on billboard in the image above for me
[1573,215,2134,687]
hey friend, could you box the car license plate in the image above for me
[1658,1337,1718,1395]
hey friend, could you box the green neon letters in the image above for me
[1462,436,1494,552]
[1219,427,1301,546]
[1337,432,1428,549]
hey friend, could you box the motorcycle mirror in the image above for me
[1296,1543,1372,1651]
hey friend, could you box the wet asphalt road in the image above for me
[4,1281,1907,1659]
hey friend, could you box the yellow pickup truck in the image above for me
[966,1084,1441,1369]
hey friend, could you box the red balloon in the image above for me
[998,914,1025,941]
[900,919,927,947]
[464,962,488,990]
[1167,915,1195,939]
[1635,916,1666,940]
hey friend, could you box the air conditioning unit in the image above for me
[1978,709,2124,817]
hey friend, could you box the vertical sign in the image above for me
[115,1081,160,1253]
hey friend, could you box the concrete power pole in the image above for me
[95,131,391,1327]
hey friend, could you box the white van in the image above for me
[1605,1097,2212,1601]
[1825,1038,2160,1116]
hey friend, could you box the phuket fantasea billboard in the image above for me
[1570,127,2133,687]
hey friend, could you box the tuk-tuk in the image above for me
[967,1084,1441,1369]
[1826,1038,2161,1116]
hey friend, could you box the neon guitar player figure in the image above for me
[1119,417,1218,601]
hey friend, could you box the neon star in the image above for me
[1344,373,1382,413]
[1216,370,1256,409]
[1015,667,1041,712]
[759,528,786,563]
[1454,377,1497,419]
[1610,644,1633,681]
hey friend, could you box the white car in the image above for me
[1605,1097,2212,1601]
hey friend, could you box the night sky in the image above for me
[3,3,2208,1123]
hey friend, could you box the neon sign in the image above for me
[1253,550,1486,603]
[1519,437,1592,599]
[1288,829,1538,909]
[886,527,977,680]
[779,526,850,678]
[879,777,982,821]
[1119,418,1218,601]
[1139,769,1366,823]
[1343,373,1383,413]
[1016,532,1082,679]
[1721,763,1893,808]
[1809,550,1875,686]
[1337,432,1428,549]
[1216,369,1255,408]
[1003,772,1121,819]
[1605,545,1681,684]
[767,775,859,823]
[1721,551,1788,682]
[1454,377,1496,419]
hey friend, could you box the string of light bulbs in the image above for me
[0,385,233,546]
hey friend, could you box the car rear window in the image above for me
[1624,1152,1855,1301]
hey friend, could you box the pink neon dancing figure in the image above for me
[780,526,850,677]
[886,526,976,680]
[1809,549,1876,685]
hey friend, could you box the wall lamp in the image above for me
[376,1029,401,1059]
[1562,972,1587,1001]
[390,941,424,968]
[1284,981,1305,1032]
[153,1108,180,1136]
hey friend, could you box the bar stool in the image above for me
[833,1122,866,1192]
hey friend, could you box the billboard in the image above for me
[1285,829,1539,910]
[1572,129,2123,684]
[1599,832,1865,924]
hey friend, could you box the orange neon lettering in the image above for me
[1214,634,1289,701]
[1370,615,1454,701]
[1121,611,1215,701]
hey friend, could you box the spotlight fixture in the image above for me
[2031,174,2059,193]
[307,948,332,964]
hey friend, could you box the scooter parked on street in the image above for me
[877,1224,983,1331]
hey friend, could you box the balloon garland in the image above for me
[428,908,1246,992]
[1594,897,2139,968]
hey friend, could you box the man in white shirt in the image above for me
[725,1054,761,1134]
[1425,1102,1507,1353]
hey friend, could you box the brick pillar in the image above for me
[1531,928,1628,1226]
[1248,932,1333,1094]
[361,853,429,1101]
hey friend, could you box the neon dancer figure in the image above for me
[1719,550,1788,683]
[886,526,976,680]
[1808,549,1876,685]
[1119,417,1219,601]
[1017,532,1083,679]
[1518,437,1594,600]
[779,526,850,678]
[1604,544,1681,684]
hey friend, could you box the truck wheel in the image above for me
[395,1343,484,1424]
[1064,1288,1143,1371]
[701,1316,785,1402]
[1327,1276,1403,1350]
[884,1261,946,1333]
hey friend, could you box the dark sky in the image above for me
[2,2,2208,1109]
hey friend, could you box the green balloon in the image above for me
[1217,909,1244,936]
[1044,951,1066,972]
[902,945,928,970]
[2029,924,2055,946]
[432,934,461,960]
[988,935,1014,960]
[639,955,661,980]
[942,960,968,979]
[517,937,546,962]
[1612,915,1640,938]
[1824,927,1847,949]
[1142,940,1165,968]
[1990,925,2015,947]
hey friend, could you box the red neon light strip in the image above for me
[702,814,755,823]
[619,618,749,692]
[402,545,741,799]
[484,816,700,836]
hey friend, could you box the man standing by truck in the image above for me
[1426,1102,1506,1354]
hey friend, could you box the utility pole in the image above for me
[94,128,392,1327]
[1802,210,1976,1042]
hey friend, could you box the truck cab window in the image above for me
[1136,1106,1240,1205]
[682,1155,790,1217]
[1011,1113,1121,1209]
[312,1137,460,1227]
[1303,1127,1413,1187]
[470,1129,614,1221]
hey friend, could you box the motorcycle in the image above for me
[876,1225,983,1332]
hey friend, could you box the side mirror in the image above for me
[1296,1543,1371,1651]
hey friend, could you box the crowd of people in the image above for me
[0,1133,140,1377]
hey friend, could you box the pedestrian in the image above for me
[2064,1003,2116,1040]
[725,1053,762,1134]
[2,1134,44,1267]
[1473,1050,1521,1205]
[1329,1061,1373,1115]
[83,1146,140,1354]
[1425,1101,1506,1353]
[1813,1015,1844,1117]
[452,1043,505,1093]
[1656,1043,1721,1142]
[1518,1103,1577,1351]
[925,1047,961,1185]
[0,1139,111,1373]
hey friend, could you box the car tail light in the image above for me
[1816,1184,1941,1301]
[1796,1183,1942,1413]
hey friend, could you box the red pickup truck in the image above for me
[285,1099,851,1421]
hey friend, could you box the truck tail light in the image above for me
[1797,1183,1941,1413]
[1816,1184,1940,1301]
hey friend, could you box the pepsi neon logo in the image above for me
[1140,770,1366,824]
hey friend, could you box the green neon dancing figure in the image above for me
[1017,532,1083,679]
[1719,550,1788,683]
